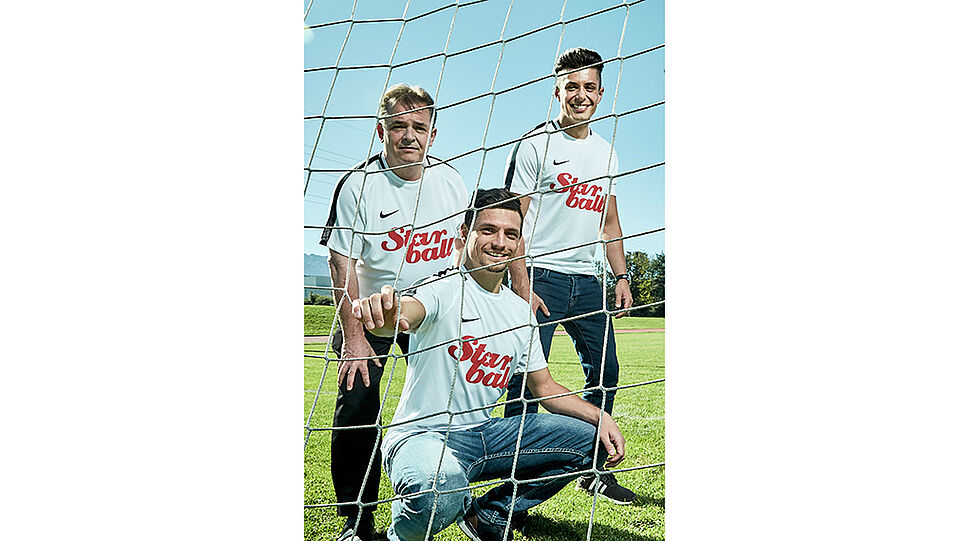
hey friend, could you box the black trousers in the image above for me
[330,323,409,517]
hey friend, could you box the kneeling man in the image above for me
[350,188,626,541]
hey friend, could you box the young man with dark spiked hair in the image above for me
[502,47,637,504]
[350,188,626,541]
[321,83,468,541]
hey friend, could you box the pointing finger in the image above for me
[358,298,375,329]
[369,292,385,328]
[381,285,396,310]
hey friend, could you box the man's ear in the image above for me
[459,222,469,241]
[553,84,561,101]
[376,122,384,141]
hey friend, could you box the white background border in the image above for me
[4,1,967,539]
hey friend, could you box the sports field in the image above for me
[304,325,665,540]
[304,305,664,336]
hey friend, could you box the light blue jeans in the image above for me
[383,414,603,541]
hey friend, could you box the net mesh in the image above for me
[304,1,664,539]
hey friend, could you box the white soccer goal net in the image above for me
[304,1,664,539]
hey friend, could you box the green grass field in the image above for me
[305,305,663,336]
[304,327,665,540]
[305,305,337,336]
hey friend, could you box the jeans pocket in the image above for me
[530,267,549,281]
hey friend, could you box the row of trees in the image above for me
[305,251,665,317]
[598,251,665,317]
[305,293,334,305]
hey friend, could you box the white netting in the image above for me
[304,1,664,539]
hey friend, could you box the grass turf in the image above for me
[304,330,665,540]
[304,304,662,336]
[304,305,337,336]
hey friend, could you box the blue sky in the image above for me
[304,0,664,261]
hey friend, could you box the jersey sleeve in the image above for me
[403,273,452,333]
[519,313,549,374]
[320,175,364,259]
[504,138,542,196]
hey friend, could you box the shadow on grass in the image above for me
[521,514,661,541]
[634,493,665,509]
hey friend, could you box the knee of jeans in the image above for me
[393,494,467,540]
[393,481,468,540]
[392,459,468,537]
[572,421,603,469]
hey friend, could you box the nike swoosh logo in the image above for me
[461,317,480,323]
[379,209,399,219]
[553,159,569,165]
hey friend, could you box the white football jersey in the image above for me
[382,270,548,455]
[504,121,619,276]
[321,153,469,297]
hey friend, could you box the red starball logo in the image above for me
[447,335,513,389]
[555,172,605,212]
[381,227,456,263]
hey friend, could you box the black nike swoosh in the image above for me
[461,317,480,323]
[379,209,399,219]
[553,159,569,165]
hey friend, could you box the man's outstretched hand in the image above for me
[351,285,411,333]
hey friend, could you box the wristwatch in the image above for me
[614,273,629,281]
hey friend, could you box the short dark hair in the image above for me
[554,47,604,83]
[464,188,523,229]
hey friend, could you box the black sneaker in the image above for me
[337,513,374,541]
[457,507,506,541]
[575,472,636,505]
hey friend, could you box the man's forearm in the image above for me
[602,195,627,276]
[509,195,532,298]
[604,237,627,276]
[329,254,370,348]
[534,381,603,426]
[509,255,531,297]
[602,211,627,276]
[338,293,371,342]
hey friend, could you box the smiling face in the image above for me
[462,208,522,288]
[554,66,604,129]
[376,101,436,180]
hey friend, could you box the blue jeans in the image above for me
[383,414,603,541]
[504,267,620,416]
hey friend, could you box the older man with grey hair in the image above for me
[321,83,468,541]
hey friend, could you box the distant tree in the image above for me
[643,252,664,317]
[596,251,664,317]
[304,293,334,306]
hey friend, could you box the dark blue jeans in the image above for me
[383,414,603,541]
[504,267,620,416]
